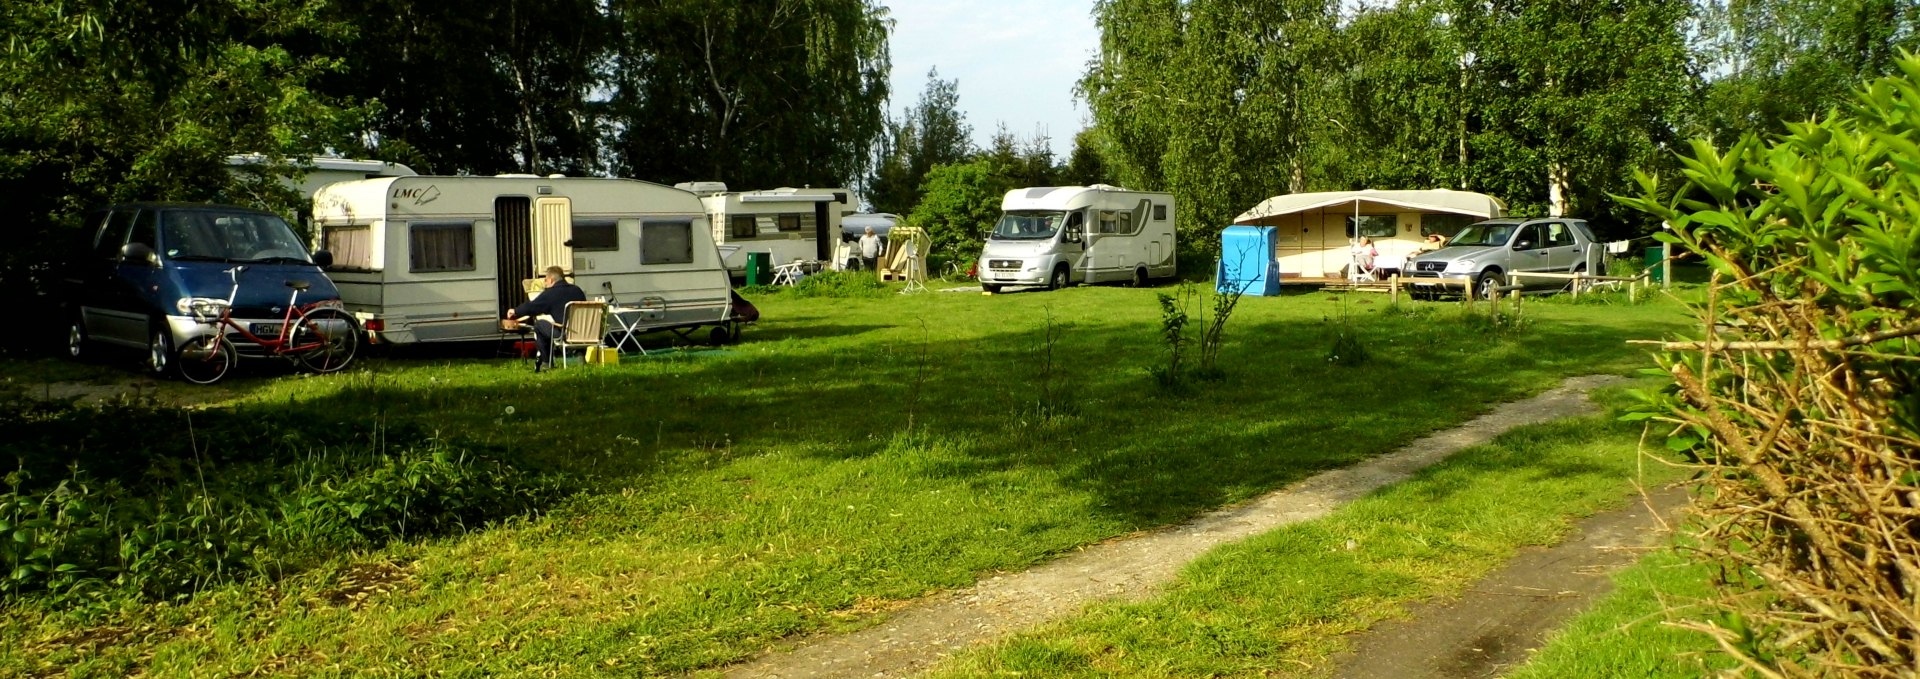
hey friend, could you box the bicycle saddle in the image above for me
[285,280,311,291]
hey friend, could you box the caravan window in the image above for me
[641,220,694,265]
[1346,215,1397,239]
[409,222,476,272]
[730,215,758,239]
[777,214,805,232]
[323,225,375,270]
[572,220,618,251]
[1420,214,1475,239]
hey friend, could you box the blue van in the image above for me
[66,203,343,377]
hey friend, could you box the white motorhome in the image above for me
[676,183,855,275]
[311,175,736,345]
[977,185,1177,292]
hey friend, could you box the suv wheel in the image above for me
[1475,271,1506,300]
[68,315,89,360]
[149,327,173,376]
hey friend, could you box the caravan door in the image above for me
[534,197,573,273]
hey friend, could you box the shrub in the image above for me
[1618,56,1920,677]
[789,270,889,298]
[0,398,563,603]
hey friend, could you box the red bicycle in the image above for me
[174,265,361,384]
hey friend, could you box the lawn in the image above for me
[2,281,1695,676]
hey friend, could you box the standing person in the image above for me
[505,265,585,372]
[858,226,885,272]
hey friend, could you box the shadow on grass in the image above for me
[176,304,1681,529]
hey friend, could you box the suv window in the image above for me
[1513,224,1541,249]
[1544,222,1573,247]
[129,209,158,252]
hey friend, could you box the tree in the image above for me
[866,68,974,214]
[1694,0,1920,144]
[0,0,369,351]
[1061,128,1113,186]
[907,159,1012,261]
[604,0,891,190]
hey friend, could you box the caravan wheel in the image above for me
[708,324,732,346]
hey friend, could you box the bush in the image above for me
[1618,57,1920,677]
[789,270,888,298]
[0,398,563,603]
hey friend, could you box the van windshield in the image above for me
[990,211,1066,241]
[1448,222,1517,248]
[160,210,312,263]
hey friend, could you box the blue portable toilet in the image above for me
[1216,225,1281,296]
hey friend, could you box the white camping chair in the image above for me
[555,300,608,368]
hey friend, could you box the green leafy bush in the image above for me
[0,398,563,603]
[789,270,888,298]
[1617,56,1920,677]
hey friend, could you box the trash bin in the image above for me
[744,252,772,286]
[1644,247,1664,284]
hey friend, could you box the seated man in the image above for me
[505,265,585,371]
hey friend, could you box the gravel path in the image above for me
[724,374,1629,679]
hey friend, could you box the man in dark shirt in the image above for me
[506,265,586,371]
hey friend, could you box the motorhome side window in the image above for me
[730,215,758,238]
[641,220,694,265]
[1347,215,1396,239]
[408,222,476,272]
[777,214,804,232]
[323,225,375,270]
[571,220,619,251]
[1153,204,1168,221]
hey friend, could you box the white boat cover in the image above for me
[1232,189,1505,224]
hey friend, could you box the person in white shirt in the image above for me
[858,226,884,271]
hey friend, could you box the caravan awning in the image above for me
[1232,189,1505,224]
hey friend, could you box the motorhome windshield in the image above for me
[1448,222,1517,248]
[159,210,312,263]
[990,211,1066,241]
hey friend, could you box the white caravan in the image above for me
[977,185,1177,292]
[310,175,736,345]
[676,183,855,275]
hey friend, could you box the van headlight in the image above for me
[175,297,229,320]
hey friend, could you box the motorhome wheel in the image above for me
[1131,267,1149,288]
[982,283,1001,293]
[1049,266,1070,290]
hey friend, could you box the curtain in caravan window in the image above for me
[409,223,476,272]
[641,220,694,264]
[324,225,376,270]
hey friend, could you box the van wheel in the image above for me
[1475,271,1505,300]
[1049,266,1071,291]
[67,315,89,361]
[148,327,174,377]
[1131,267,1150,288]
[982,283,1002,293]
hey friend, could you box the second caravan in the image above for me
[678,183,855,276]
[311,176,737,345]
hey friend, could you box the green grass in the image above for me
[918,387,1686,677]
[1,284,1695,676]
[1506,549,1731,678]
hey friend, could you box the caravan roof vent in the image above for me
[673,181,729,194]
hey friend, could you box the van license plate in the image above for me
[251,323,283,337]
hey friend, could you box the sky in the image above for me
[884,2,1101,160]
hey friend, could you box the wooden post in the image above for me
[1391,275,1400,304]
[1572,271,1582,299]
[1662,241,1673,289]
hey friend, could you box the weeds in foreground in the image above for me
[1149,289,1191,389]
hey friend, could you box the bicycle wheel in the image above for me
[290,307,360,373]
[176,335,235,385]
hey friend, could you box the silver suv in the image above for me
[1404,217,1603,298]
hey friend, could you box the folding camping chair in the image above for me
[554,300,609,368]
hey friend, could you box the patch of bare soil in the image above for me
[1325,486,1687,679]
[723,375,1628,679]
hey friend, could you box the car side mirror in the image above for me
[311,249,334,268]
[1513,240,1535,251]
[121,242,158,266]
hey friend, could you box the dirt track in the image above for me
[725,375,1631,679]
